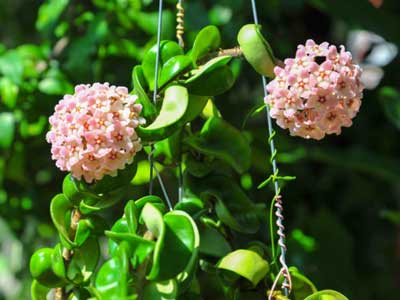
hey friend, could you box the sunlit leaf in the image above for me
[191,25,221,64]
[217,249,269,286]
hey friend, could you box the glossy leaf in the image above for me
[132,65,157,120]
[67,237,100,284]
[124,200,139,234]
[0,112,15,149]
[159,55,192,88]
[143,280,178,300]
[50,194,75,248]
[31,280,51,300]
[174,196,205,217]
[304,290,349,300]
[182,95,209,123]
[95,254,132,300]
[191,25,221,64]
[142,40,183,90]
[106,231,155,266]
[184,117,251,173]
[142,203,200,281]
[185,56,234,96]
[137,85,189,141]
[30,248,66,288]
[237,24,276,78]
[217,249,269,286]
[135,195,165,211]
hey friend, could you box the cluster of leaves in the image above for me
[29,25,349,300]
[1,1,400,300]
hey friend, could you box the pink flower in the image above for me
[46,83,145,183]
[265,40,363,140]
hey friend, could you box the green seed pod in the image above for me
[30,248,65,288]
[237,24,276,78]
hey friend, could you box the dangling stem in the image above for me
[176,0,185,48]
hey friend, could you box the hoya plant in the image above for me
[29,2,364,300]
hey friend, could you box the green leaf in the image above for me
[0,112,15,149]
[0,50,24,84]
[217,249,269,286]
[174,196,205,217]
[30,248,66,288]
[67,238,100,284]
[185,56,233,96]
[38,68,73,95]
[106,231,155,266]
[31,280,51,300]
[124,200,139,234]
[304,290,349,300]
[0,77,18,108]
[142,204,200,281]
[131,160,164,186]
[142,41,183,90]
[182,95,209,123]
[36,0,69,36]
[184,117,251,173]
[137,85,189,141]
[132,65,157,120]
[379,86,400,130]
[50,194,75,248]
[95,253,133,300]
[237,24,276,78]
[199,226,231,257]
[186,175,264,234]
[289,267,317,300]
[191,25,221,64]
[143,280,178,300]
[159,55,192,88]
[135,195,165,211]
[51,244,66,279]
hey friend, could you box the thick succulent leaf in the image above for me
[184,56,234,96]
[198,226,231,257]
[137,85,189,141]
[217,249,269,286]
[159,55,192,88]
[289,267,318,300]
[186,174,264,234]
[184,117,251,173]
[176,249,199,294]
[31,280,51,300]
[304,290,349,300]
[108,218,130,256]
[142,40,183,90]
[106,231,155,266]
[50,194,75,248]
[95,243,133,300]
[152,129,183,165]
[237,24,276,78]
[191,25,221,64]
[182,95,209,123]
[174,196,205,217]
[132,65,157,120]
[67,238,100,284]
[30,248,66,288]
[135,195,165,211]
[142,204,200,281]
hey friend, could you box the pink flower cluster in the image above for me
[46,83,145,183]
[265,39,363,140]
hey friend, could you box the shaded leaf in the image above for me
[0,112,15,149]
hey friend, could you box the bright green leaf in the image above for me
[191,25,221,64]
[217,249,269,286]
[304,290,349,300]
[0,112,15,149]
